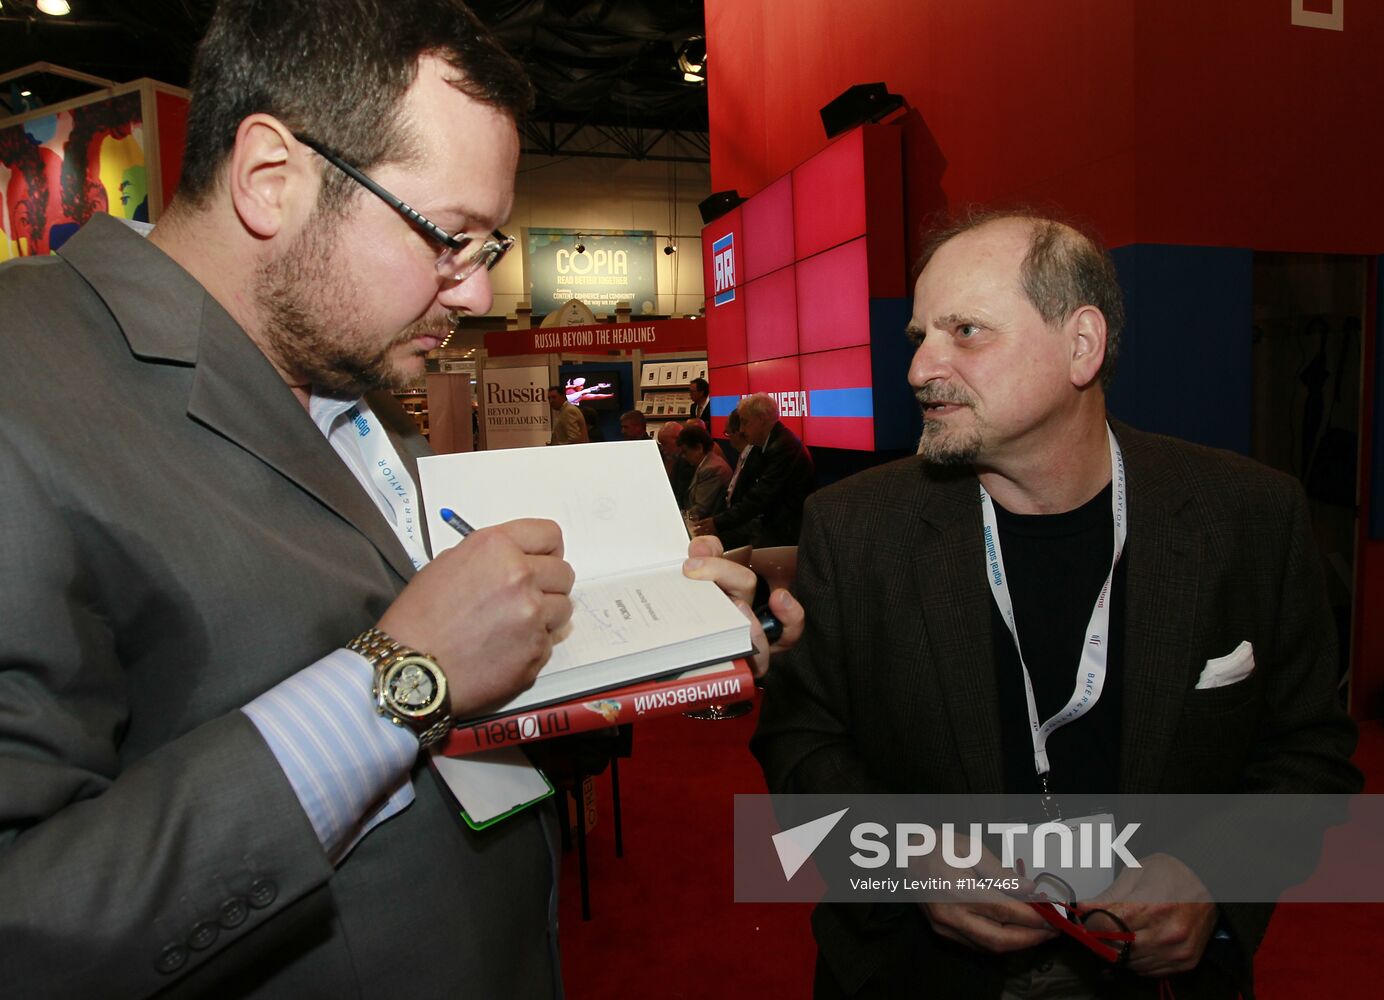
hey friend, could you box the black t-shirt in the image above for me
[991,483,1126,796]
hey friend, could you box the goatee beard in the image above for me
[914,385,981,465]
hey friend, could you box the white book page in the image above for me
[544,565,747,676]
[418,439,686,578]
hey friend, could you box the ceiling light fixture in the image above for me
[37,0,72,16]
[677,37,706,84]
[574,236,586,254]
[20,90,32,98]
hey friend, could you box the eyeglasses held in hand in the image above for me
[294,134,514,286]
[1023,872,1134,965]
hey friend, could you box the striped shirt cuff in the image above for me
[243,648,419,865]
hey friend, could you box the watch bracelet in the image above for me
[347,626,451,744]
[347,626,405,661]
[417,718,453,748]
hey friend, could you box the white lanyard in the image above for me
[343,404,430,571]
[979,425,1127,789]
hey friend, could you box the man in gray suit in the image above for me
[0,2,793,996]
[677,424,732,520]
[753,212,1361,998]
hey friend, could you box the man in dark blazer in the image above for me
[689,376,712,424]
[692,393,816,547]
[752,212,1360,999]
[0,3,788,996]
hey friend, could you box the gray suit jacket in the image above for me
[685,450,732,519]
[752,421,1360,998]
[0,214,559,998]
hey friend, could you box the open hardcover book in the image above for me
[418,440,754,721]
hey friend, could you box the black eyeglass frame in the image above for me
[293,133,513,279]
[1025,872,1133,965]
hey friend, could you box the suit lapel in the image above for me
[61,212,420,581]
[184,297,419,584]
[1115,426,1200,792]
[909,465,1006,792]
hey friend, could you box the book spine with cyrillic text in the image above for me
[441,659,756,756]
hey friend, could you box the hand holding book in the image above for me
[680,534,803,678]
[376,517,577,719]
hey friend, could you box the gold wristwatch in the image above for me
[348,627,452,748]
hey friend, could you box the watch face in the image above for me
[383,657,445,719]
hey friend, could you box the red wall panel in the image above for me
[705,288,747,366]
[747,356,804,438]
[744,265,799,362]
[802,347,874,449]
[742,174,794,282]
[708,363,749,437]
[708,0,1382,256]
[796,238,870,354]
[792,128,866,261]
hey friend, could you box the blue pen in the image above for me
[438,507,476,538]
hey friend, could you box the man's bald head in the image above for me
[915,211,1124,389]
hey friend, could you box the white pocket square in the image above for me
[1196,640,1255,690]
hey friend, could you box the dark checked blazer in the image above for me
[752,420,1361,999]
[0,214,559,998]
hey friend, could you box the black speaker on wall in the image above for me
[819,83,905,139]
[698,189,744,225]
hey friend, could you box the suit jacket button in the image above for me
[219,896,249,928]
[155,943,188,975]
[188,920,218,950]
[248,878,278,908]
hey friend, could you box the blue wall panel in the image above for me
[1107,245,1253,455]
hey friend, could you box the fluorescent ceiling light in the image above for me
[37,0,72,15]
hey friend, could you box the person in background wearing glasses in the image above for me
[0,1,800,996]
[753,210,1360,999]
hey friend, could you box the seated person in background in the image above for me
[692,393,815,547]
[683,416,730,466]
[703,408,763,549]
[677,424,732,519]
[619,408,648,441]
[656,419,693,508]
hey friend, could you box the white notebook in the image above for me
[418,440,753,719]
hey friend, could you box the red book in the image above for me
[441,659,757,757]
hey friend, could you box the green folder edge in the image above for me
[460,768,556,832]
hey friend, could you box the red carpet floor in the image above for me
[556,703,1384,999]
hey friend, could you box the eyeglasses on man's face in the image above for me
[294,134,514,286]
